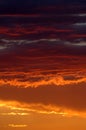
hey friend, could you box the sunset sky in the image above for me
[0,0,86,130]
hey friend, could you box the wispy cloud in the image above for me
[8,124,28,128]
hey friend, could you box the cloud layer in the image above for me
[0,10,86,116]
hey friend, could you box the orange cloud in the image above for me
[0,75,86,88]
[8,124,28,128]
[0,78,86,116]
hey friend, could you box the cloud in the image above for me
[0,75,86,88]
[8,124,28,128]
[0,11,86,117]
[0,82,86,116]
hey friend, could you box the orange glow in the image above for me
[8,124,28,128]
[0,75,86,88]
[0,100,86,118]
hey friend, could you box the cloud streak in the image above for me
[0,82,86,116]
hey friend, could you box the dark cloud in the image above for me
[0,1,85,14]
[0,14,86,41]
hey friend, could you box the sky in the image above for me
[0,1,86,130]
[0,0,85,14]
